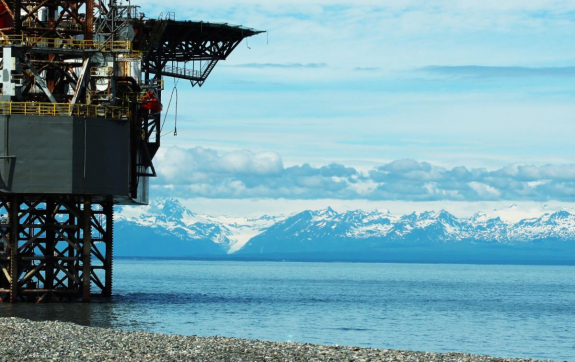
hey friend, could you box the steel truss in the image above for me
[139,20,260,87]
[0,195,113,303]
[2,0,94,39]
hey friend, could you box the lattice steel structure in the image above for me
[0,0,262,302]
[0,195,113,302]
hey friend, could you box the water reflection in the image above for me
[0,298,153,332]
[1,301,102,326]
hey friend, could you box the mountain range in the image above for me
[114,198,575,264]
[114,198,284,257]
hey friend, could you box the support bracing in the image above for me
[0,196,114,303]
[0,1,262,303]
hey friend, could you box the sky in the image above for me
[135,0,575,218]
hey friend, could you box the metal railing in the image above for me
[162,66,202,79]
[121,89,162,105]
[121,91,147,105]
[123,50,143,59]
[90,66,114,77]
[0,35,132,52]
[23,21,83,32]
[0,102,128,119]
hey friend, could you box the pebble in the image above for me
[0,317,547,361]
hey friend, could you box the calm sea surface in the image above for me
[1,260,574,360]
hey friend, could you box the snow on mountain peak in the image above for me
[372,208,392,216]
[115,198,287,254]
[116,200,575,255]
[151,198,194,220]
[471,212,488,221]
[313,207,339,220]
[246,207,575,247]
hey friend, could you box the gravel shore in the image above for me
[0,317,544,361]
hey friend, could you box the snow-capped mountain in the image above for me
[113,199,575,263]
[114,198,284,257]
[238,207,575,256]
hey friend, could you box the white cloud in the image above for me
[153,147,575,202]
[468,182,502,199]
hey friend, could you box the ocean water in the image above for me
[1,260,574,360]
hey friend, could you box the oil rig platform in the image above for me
[0,0,262,302]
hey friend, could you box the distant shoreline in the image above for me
[0,318,542,361]
[114,255,575,267]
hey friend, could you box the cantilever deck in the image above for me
[137,20,264,86]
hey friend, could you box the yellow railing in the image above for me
[0,35,131,52]
[122,50,143,59]
[0,102,129,119]
[121,88,162,105]
[121,91,147,104]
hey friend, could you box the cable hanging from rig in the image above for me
[161,77,179,137]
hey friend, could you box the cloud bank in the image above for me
[154,147,575,202]
[420,66,575,78]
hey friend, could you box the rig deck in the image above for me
[0,0,262,303]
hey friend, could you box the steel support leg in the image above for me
[45,199,55,302]
[0,195,114,302]
[8,195,18,303]
[82,198,92,303]
[103,201,114,297]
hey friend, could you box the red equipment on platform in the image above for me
[141,92,163,114]
[0,4,14,29]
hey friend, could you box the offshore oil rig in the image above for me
[0,0,261,302]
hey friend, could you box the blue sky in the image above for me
[136,0,575,217]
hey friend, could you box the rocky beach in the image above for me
[0,318,545,361]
